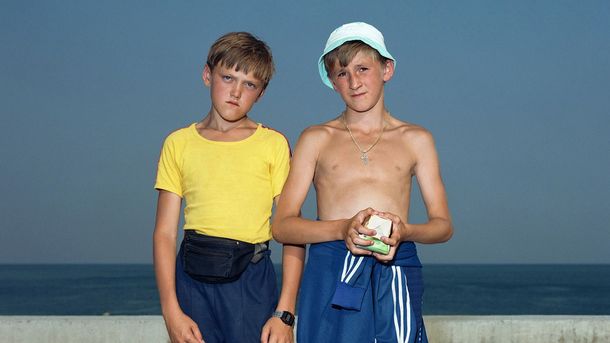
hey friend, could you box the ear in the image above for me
[255,88,266,102]
[331,79,339,92]
[329,73,340,92]
[382,60,395,82]
[202,64,212,87]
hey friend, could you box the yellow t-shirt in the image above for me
[155,123,290,243]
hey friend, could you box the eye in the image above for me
[336,71,346,78]
[358,67,368,72]
[245,82,258,89]
[222,75,232,81]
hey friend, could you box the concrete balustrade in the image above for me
[1,315,609,342]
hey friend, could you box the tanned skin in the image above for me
[272,51,452,265]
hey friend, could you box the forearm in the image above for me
[275,244,306,313]
[153,230,182,317]
[405,217,453,244]
[272,215,348,244]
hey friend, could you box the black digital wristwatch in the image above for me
[272,310,295,327]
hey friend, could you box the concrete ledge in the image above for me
[0,316,168,343]
[425,316,610,343]
[1,315,609,342]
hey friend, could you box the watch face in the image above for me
[280,311,295,326]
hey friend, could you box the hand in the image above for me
[164,310,205,343]
[374,212,412,263]
[344,207,379,256]
[261,317,294,343]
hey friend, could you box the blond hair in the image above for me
[323,41,388,76]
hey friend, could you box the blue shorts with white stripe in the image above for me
[298,240,427,343]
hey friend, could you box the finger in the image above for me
[380,235,398,246]
[191,325,204,343]
[377,211,399,224]
[348,228,372,246]
[373,249,394,262]
[357,208,375,221]
[375,211,390,219]
[347,226,372,245]
[351,233,373,247]
[348,220,364,234]
[347,244,373,256]
[350,218,375,235]
[346,232,374,253]
[356,224,376,237]
[375,256,392,263]
[260,325,269,343]
[380,211,399,224]
[362,207,375,215]
[373,253,391,263]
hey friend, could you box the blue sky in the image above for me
[1,1,609,264]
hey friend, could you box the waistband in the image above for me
[309,240,421,267]
[183,230,269,263]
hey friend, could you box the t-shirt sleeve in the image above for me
[154,134,183,197]
[270,134,291,198]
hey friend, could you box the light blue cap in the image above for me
[318,22,396,89]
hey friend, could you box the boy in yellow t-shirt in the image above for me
[153,32,301,343]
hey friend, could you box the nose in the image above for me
[230,84,242,99]
[349,74,361,90]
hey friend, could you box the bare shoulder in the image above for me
[298,117,343,145]
[387,116,435,145]
[291,117,344,165]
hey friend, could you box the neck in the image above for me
[343,108,388,132]
[200,112,252,132]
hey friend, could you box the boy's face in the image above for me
[329,51,394,113]
[203,64,265,122]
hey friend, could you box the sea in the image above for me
[1,264,609,316]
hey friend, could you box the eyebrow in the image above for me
[221,69,261,84]
[243,77,261,85]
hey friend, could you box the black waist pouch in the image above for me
[182,230,255,284]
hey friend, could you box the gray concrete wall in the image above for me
[1,316,609,342]
[425,316,610,343]
[0,316,168,343]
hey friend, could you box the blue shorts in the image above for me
[176,242,278,343]
[297,241,427,343]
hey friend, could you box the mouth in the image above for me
[226,101,239,107]
[351,92,366,98]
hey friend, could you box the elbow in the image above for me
[426,217,453,243]
[440,222,454,243]
[271,220,288,244]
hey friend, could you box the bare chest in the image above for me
[315,136,415,187]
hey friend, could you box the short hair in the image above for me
[206,32,275,89]
[323,41,389,76]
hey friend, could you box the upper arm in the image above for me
[412,130,451,221]
[155,134,184,197]
[154,190,183,238]
[274,128,322,219]
[270,134,291,198]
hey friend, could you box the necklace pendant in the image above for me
[360,152,369,165]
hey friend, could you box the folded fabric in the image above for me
[331,254,374,310]
[331,242,421,311]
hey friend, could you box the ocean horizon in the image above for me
[1,263,609,316]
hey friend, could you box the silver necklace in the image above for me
[342,112,385,165]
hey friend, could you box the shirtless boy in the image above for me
[272,22,453,343]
